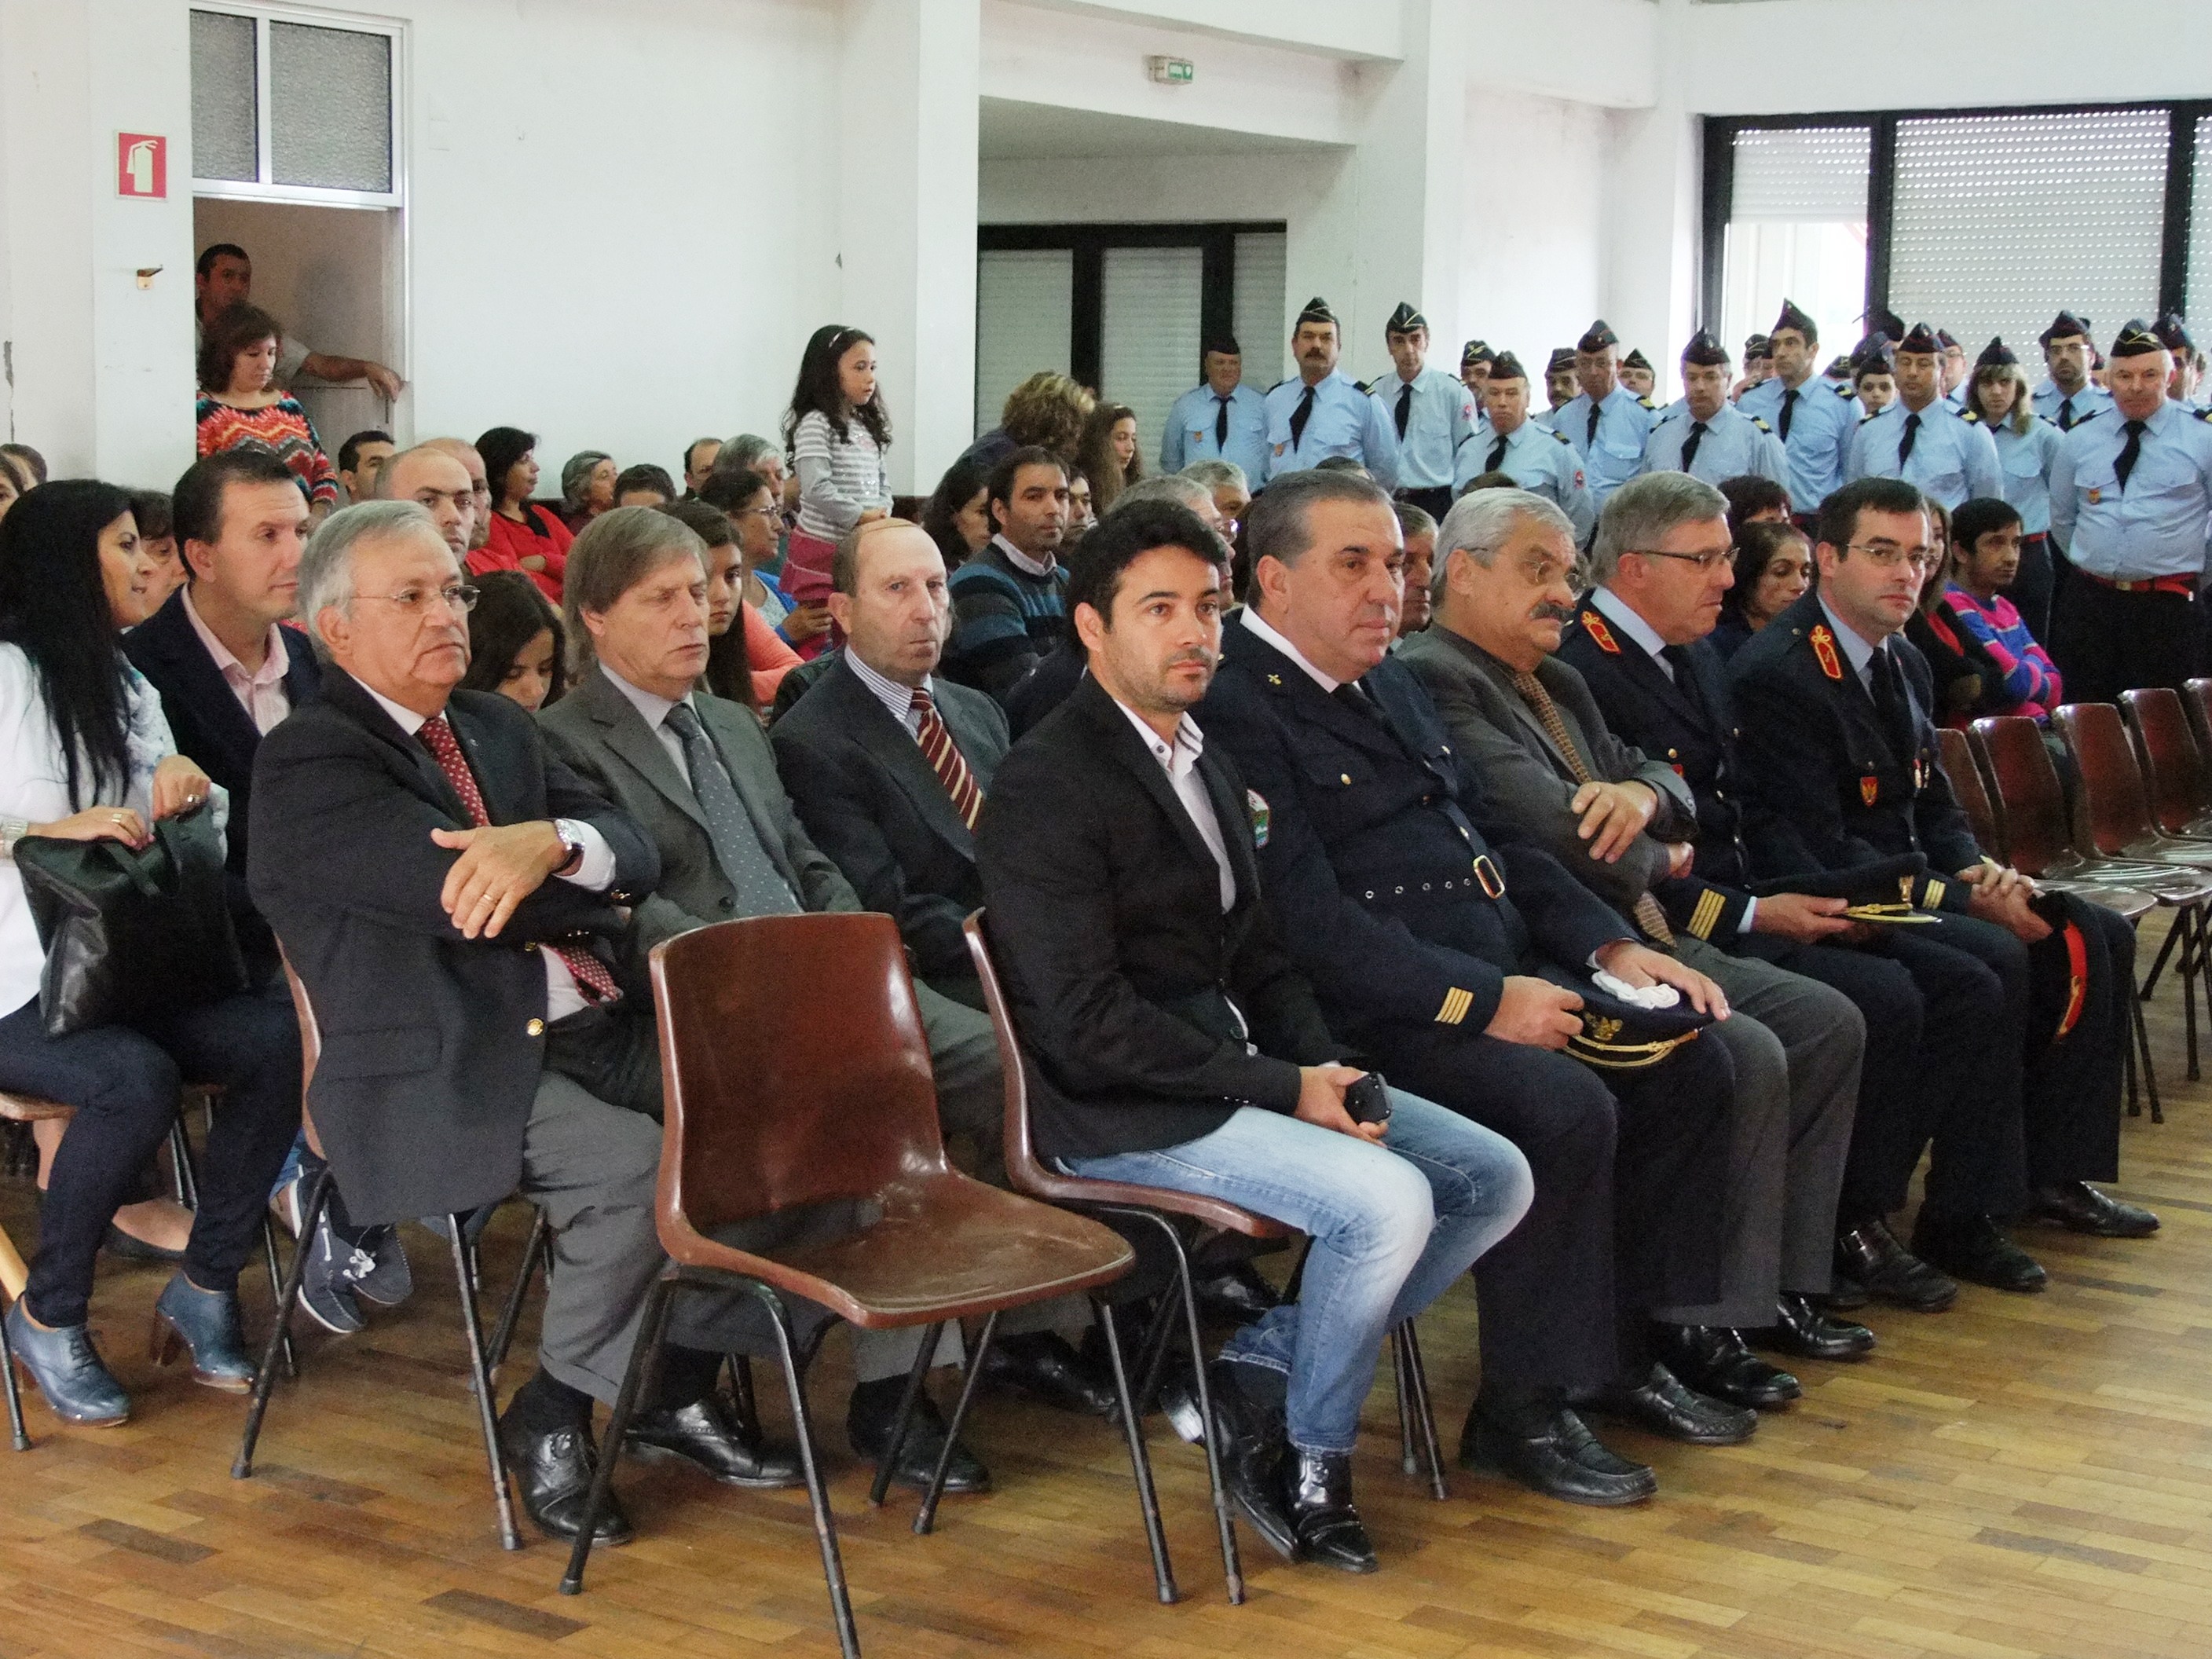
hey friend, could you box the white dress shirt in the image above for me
[181,587,292,735]
[1110,697,1236,913]
[845,651,929,738]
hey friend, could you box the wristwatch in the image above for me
[552,818,586,877]
[0,817,27,859]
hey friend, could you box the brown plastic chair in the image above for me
[232,956,527,1552]
[559,914,1135,1658]
[1936,727,2004,861]
[2053,703,2212,868]
[2122,688,2212,839]
[961,910,1450,1597]
[2181,679,2212,780]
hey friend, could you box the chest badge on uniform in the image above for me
[1914,757,1926,791]
[1273,441,1287,456]
[2087,487,2103,504]
[1247,789,1270,848]
[1811,624,1844,681]
[1581,612,1621,654]
[1860,773,1879,806]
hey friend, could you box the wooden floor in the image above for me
[5,938,2212,1658]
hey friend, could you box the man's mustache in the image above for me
[1530,600,1577,624]
[1166,647,1221,670]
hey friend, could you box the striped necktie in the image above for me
[418,712,621,1005]
[1507,670,1675,947]
[913,687,983,830]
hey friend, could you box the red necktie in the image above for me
[911,688,983,830]
[419,713,620,1005]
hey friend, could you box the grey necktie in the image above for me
[661,700,800,917]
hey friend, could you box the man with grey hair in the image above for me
[251,502,796,1550]
[1179,457,1251,533]
[1401,485,1873,1397]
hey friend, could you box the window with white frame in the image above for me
[190,6,400,204]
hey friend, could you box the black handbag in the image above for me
[14,805,246,1035]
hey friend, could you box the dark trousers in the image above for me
[1372,1014,1734,1402]
[2048,579,2196,705]
[2006,533,2057,644]
[1396,485,1456,522]
[0,989,301,1328]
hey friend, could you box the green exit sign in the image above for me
[1148,55,1195,84]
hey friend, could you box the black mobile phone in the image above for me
[1344,1071,1392,1126]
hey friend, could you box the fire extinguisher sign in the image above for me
[117,134,167,199]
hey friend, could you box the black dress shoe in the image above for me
[1192,1260,1281,1324]
[1818,1276,1870,1312]
[1206,1358,1297,1558]
[1910,1211,2047,1293]
[1461,1402,1657,1507]
[847,1383,991,1495]
[626,1393,803,1489]
[5,1302,128,1426]
[1835,1215,1959,1312]
[1583,1362,1756,1445]
[496,1410,634,1546]
[1751,1293,1876,1362]
[150,1273,256,1393]
[1283,1449,1375,1573]
[1651,1324,1800,1410]
[101,1222,185,1264]
[979,1331,1118,1418]
[2031,1181,2159,1239]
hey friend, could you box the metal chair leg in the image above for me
[234,1166,331,1479]
[915,1309,998,1536]
[1093,1291,1175,1604]
[2182,908,2201,1082]
[1390,1326,1416,1474]
[258,1218,297,1380]
[0,1280,29,1452]
[726,1353,756,1427]
[1161,1221,1244,1605]
[488,1207,551,1380]
[447,1215,521,1551]
[2133,989,2165,1125]
[167,1115,200,1208]
[1397,1321,1448,1500]
[764,1287,862,1659]
[870,1319,943,1509]
[560,1271,676,1595]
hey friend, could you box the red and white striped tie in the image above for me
[911,688,983,830]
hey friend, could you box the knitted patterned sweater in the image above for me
[195,394,339,509]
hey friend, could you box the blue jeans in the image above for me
[1066,1090,1533,1455]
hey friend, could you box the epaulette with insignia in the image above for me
[2196,407,2212,423]
[2036,414,2061,428]
[1551,427,1572,444]
[1749,416,1771,432]
[1353,379,1372,395]
[1654,408,1682,426]
[1833,381,1856,397]
[2075,407,2107,424]
[1960,408,1980,423]
[1637,396,1657,410]
[1859,412,1878,424]
[1809,623,1844,681]
[1580,610,1621,654]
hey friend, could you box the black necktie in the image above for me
[1898,411,1921,466]
[2058,394,2077,432]
[1778,387,1798,441]
[1289,385,1316,449]
[1485,432,1509,473]
[1394,382,1414,441]
[1586,402,1602,447]
[1680,421,1707,471]
[1659,643,1696,687]
[2115,419,2148,491]
[1214,395,1231,447]
[1870,648,1916,761]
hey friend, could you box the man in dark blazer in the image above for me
[1199,468,1747,1507]
[536,507,1042,1496]
[251,502,789,1551]
[980,498,1532,1573]
[1730,477,2152,1290]
[1399,482,1867,1405]
[129,449,408,1338]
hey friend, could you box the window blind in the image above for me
[1101,246,1204,467]
[1889,109,2167,361]
[1722,126,1870,372]
[974,250,1074,440]
[1731,126,1870,222]
[1232,231,1287,390]
[2188,116,2212,324]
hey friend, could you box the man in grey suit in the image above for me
[536,507,1011,1495]
[1397,487,1868,1411]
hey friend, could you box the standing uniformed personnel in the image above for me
[1730,475,2151,1289]
[1461,339,1498,410]
[1372,301,1478,522]
[2048,319,2212,701]
[1456,352,1595,543]
[1846,323,2001,510]
[2031,312,2112,430]
[2155,314,2203,412]
[1962,337,2065,640]
[1734,334,1774,400]
[1262,297,1400,489]
[1938,330,1971,410]
[1642,331,1789,492]
[1159,333,1271,483]
[1557,320,1658,511]
[1738,301,1859,514]
[1536,347,1580,431]
[1618,349,1657,402]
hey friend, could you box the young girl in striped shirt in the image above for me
[781,324,892,651]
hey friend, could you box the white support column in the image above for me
[1603,0,1701,401]
[0,0,196,483]
[837,0,980,494]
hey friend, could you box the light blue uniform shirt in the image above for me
[1737,373,1860,512]
[1990,415,2064,535]
[2049,399,2212,580]
[1262,369,1399,489]
[1555,386,1657,508]
[1640,401,1789,491]
[1159,381,1270,483]
[1845,398,2001,510]
[1457,416,1595,542]
[1367,368,1477,492]
[2031,379,2113,431]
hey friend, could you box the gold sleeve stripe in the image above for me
[1437,987,1474,1026]
[1923,877,1945,909]
[1687,889,1726,940]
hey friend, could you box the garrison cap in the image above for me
[2038,310,2093,347]
[1975,336,2018,369]
[1853,339,1895,376]
[1385,302,1426,335]
[1202,333,1242,358]
[1295,296,1338,329]
[1679,330,1730,368]
[1771,298,1818,341]
[1825,355,1855,378]
[2155,313,2195,354]
[1461,339,1496,369]
[1745,333,1774,360]
[1546,346,1579,375]
[1488,350,1529,382]
[1621,347,1653,372]
[1577,319,1620,353]
[1863,305,1907,342]
[1895,322,1943,357]
[2109,319,2164,358]
[1936,328,1961,352]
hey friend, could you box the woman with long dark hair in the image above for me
[460,569,568,712]
[1074,401,1142,516]
[920,454,992,571]
[780,324,892,632]
[660,499,797,710]
[1710,520,1811,661]
[0,482,301,1425]
[471,426,573,602]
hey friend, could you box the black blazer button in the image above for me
[719,895,736,910]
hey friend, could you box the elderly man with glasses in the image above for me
[1727,477,2152,1295]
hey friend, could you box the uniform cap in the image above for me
[1621,347,1653,372]
[1862,305,1907,342]
[1895,322,1943,357]
[1202,333,1242,358]
[1824,355,1855,378]
[1296,296,1338,329]
[1771,298,1818,341]
[1975,336,2018,369]
[1744,333,1773,360]
[1853,340,1895,377]
[2155,313,2194,353]
[1460,338,1496,369]
[2038,310,2093,347]
[1546,346,1579,375]
[1487,350,1529,383]
[1936,328,1961,352]
[1577,319,1619,353]
[1536,966,1715,1070]
[1385,302,1426,335]
[1679,330,1730,368]
[2109,319,2164,358]
[1749,853,1930,907]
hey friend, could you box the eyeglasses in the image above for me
[362,581,479,615]
[1844,543,1938,571]
[1628,548,1730,572]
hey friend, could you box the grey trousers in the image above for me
[1648,938,1862,1328]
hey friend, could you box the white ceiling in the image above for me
[976,97,1344,161]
